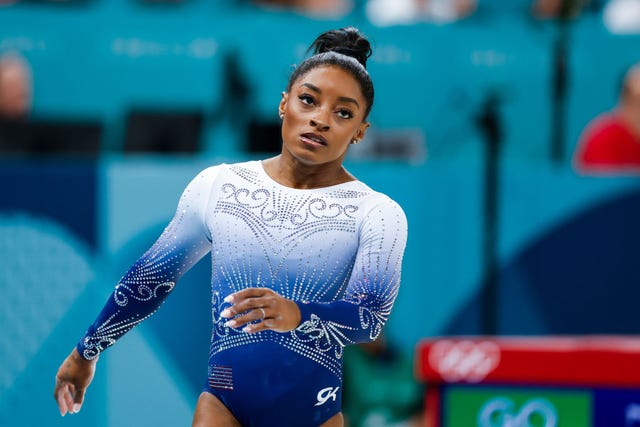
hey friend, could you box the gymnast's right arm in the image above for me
[53,167,218,416]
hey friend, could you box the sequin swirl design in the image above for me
[206,162,407,380]
[77,161,407,386]
[77,169,216,360]
[80,282,175,359]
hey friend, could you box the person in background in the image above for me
[253,0,354,19]
[366,0,477,26]
[53,27,408,427]
[0,51,32,121]
[0,51,33,152]
[471,0,594,20]
[573,62,640,174]
[529,0,591,19]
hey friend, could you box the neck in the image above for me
[262,155,353,190]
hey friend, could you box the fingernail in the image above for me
[224,320,236,328]
[73,404,81,413]
[224,295,234,303]
[243,326,252,333]
[220,309,230,318]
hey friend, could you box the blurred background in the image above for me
[1,0,640,426]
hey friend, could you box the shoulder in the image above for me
[193,160,261,182]
[348,182,407,224]
[581,113,630,142]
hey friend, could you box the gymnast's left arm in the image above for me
[223,198,408,346]
[292,198,408,345]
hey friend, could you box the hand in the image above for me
[220,288,301,334]
[53,348,97,416]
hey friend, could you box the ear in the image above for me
[278,91,288,118]
[354,121,370,142]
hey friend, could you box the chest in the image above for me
[206,180,362,262]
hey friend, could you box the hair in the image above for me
[286,27,375,119]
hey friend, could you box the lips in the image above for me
[300,132,327,146]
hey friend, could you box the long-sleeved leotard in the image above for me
[77,160,408,426]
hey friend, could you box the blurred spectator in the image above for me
[603,0,640,33]
[366,0,476,26]
[253,0,354,19]
[477,0,598,20]
[0,51,32,121]
[573,63,640,174]
[529,0,591,19]
[342,336,424,427]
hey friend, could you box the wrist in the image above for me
[72,347,98,365]
[289,300,302,330]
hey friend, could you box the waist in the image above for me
[209,333,344,382]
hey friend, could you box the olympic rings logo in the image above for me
[428,340,501,383]
[478,397,558,427]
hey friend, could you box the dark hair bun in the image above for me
[309,27,372,68]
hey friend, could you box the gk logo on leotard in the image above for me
[315,386,340,406]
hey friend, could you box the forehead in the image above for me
[293,65,365,98]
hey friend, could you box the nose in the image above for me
[310,112,330,131]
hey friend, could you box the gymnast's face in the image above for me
[279,65,369,167]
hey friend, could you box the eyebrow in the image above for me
[300,83,360,108]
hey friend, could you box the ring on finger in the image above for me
[258,307,266,319]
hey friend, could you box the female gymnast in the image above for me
[54,26,408,427]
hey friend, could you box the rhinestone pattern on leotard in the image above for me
[78,161,407,383]
[206,163,406,380]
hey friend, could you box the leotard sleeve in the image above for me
[293,197,407,347]
[76,167,219,360]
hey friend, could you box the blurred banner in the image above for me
[417,336,640,427]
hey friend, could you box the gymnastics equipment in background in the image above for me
[416,336,640,427]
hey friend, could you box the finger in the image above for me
[224,287,271,304]
[56,383,73,416]
[224,307,266,329]
[64,386,75,414]
[220,297,267,319]
[72,388,85,414]
[243,318,274,334]
[56,386,68,416]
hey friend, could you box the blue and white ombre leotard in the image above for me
[77,160,408,426]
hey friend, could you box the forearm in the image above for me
[77,243,188,360]
[293,198,407,348]
[76,169,217,360]
[293,292,393,347]
[77,278,176,360]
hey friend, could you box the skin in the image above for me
[0,54,32,120]
[266,65,370,189]
[53,349,97,416]
[619,65,640,136]
[54,64,371,427]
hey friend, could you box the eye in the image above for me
[298,94,315,105]
[336,109,354,119]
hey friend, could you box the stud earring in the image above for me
[279,113,284,119]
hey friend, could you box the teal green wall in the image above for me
[2,2,640,426]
